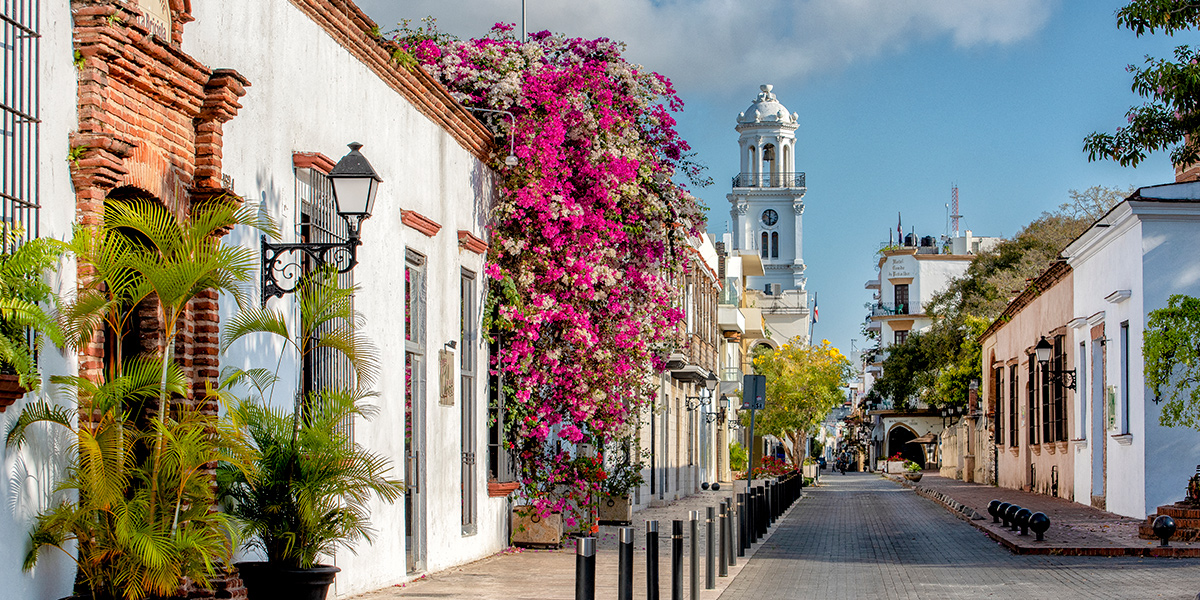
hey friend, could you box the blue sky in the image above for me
[356,0,1181,358]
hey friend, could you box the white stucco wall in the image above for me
[184,2,503,595]
[0,0,81,598]
[1067,196,1200,519]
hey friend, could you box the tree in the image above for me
[752,340,852,464]
[1144,294,1200,428]
[1084,1,1200,168]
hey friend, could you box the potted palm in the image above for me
[0,235,64,410]
[217,270,403,600]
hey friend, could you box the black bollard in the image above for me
[728,498,739,565]
[1153,515,1178,547]
[575,537,595,600]
[1015,508,1032,535]
[672,520,683,600]
[690,511,699,600]
[618,527,633,600]
[718,502,729,577]
[746,488,756,545]
[1028,512,1050,542]
[756,485,767,538]
[736,492,747,555]
[647,521,659,600]
[988,500,1002,523]
[998,502,1012,527]
[706,506,716,589]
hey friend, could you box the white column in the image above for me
[792,201,804,264]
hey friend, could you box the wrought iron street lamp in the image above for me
[261,143,382,304]
[1034,336,1077,390]
[686,372,721,411]
[704,394,729,424]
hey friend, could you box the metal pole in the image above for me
[647,520,659,600]
[718,502,728,577]
[575,537,595,600]
[689,511,699,600]
[671,520,683,600]
[747,487,756,543]
[727,499,738,566]
[706,506,716,589]
[618,527,634,600]
[521,0,527,42]
[737,492,747,555]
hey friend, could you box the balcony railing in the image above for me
[870,303,909,317]
[731,171,805,189]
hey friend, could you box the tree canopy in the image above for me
[1084,0,1200,168]
[752,339,852,464]
[1145,294,1200,429]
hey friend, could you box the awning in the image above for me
[907,433,937,445]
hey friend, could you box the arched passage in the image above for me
[886,424,925,465]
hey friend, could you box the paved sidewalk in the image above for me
[350,482,795,600]
[888,472,1200,556]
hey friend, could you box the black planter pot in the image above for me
[236,561,341,600]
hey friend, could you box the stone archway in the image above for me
[886,424,925,465]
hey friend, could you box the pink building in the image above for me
[979,261,1076,498]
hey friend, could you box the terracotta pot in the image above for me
[0,373,30,412]
[511,505,563,547]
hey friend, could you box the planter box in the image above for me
[598,494,632,525]
[512,505,563,548]
[886,460,906,474]
[0,373,29,412]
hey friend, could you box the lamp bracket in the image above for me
[1038,359,1078,391]
[684,395,709,411]
[261,232,361,305]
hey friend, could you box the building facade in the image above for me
[979,262,1076,496]
[1062,182,1200,518]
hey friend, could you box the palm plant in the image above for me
[0,234,66,390]
[216,269,400,571]
[6,358,250,600]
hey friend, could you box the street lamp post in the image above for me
[1034,336,1077,390]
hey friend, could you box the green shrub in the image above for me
[729,441,747,471]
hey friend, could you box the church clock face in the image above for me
[761,209,779,226]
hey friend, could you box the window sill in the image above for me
[488,481,519,497]
[1111,433,1133,446]
[1070,438,1087,450]
[1030,444,1041,456]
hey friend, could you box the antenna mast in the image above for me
[950,184,962,237]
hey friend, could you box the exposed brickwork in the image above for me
[69,2,248,598]
[285,0,497,162]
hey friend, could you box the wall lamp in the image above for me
[261,143,382,304]
[685,372,720,411]
[465,107,520,167]
[1034,336,1077,390]
[703,394,730,424]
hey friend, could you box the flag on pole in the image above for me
[897,212,902,241]
[812,296,819,323]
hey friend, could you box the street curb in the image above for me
[883,474,1200,558]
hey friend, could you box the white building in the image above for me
[1063,181,1200,519]
[4,1,510,598]
[727,85,811,348]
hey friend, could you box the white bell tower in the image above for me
[727,84,810,345]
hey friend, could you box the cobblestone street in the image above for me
[720,473,1200,600]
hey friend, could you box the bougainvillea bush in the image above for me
[393,22,706,516]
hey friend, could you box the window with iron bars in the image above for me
[2,0,41,247]
[296,165,355,438]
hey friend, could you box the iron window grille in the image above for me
[2,0,40,247]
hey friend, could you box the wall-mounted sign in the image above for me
[438,349,455,406]
[136,0,171,39]
[885,257,912,278]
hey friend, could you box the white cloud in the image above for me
[355,0,1054,94]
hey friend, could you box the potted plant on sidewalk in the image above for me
[217,271,403,600]
[598,455,644,525]
[903,460,923,482]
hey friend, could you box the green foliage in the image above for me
[1145,294,1200,429]
[73,49,85,70]
[729,441,747,471]
[218,390,403,570]
[217,270,400,570]
[0,235,66,389]
[68,145,87,166]
[752,340,852,463]
[1084,1,1200,168]
[904,460,922,473]
[7,358,244,600]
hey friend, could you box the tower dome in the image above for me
[737,85,799,126]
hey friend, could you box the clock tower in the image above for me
[728,84,811,345]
